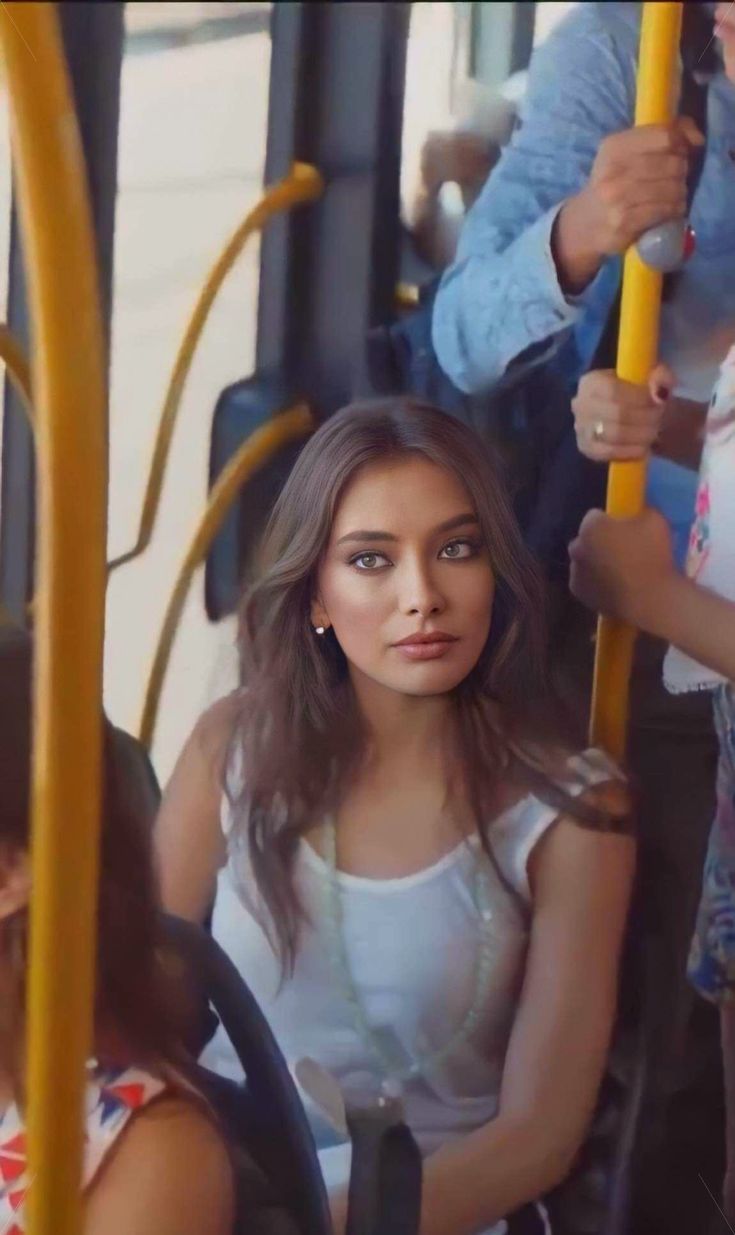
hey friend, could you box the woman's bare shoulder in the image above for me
[156,695,245,919]
[85,1094,234,1235]
[192,693,242,769]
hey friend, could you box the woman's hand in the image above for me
[572,364,675,462]
[553,120,702,291]
[716,3,735,84]
[569,507,677,635]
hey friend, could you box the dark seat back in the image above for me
[190,1063,306,1235]
[162,915,334,1235]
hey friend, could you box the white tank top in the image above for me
[204,748,615,1229]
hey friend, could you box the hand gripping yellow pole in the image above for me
[0,6,107,1235]
[590,2,683,758]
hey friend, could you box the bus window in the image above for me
[105,1,271,780]
[401,2,518,277]
[400,3,455,238]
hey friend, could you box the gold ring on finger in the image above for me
[592,419,605,443]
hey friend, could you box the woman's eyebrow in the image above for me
[335,513,478,547]
[335,530,398,545]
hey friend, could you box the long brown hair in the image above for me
[232,398,617,971]
[0,625,186,1088]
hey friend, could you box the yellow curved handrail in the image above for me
[0,8,108,1235]
[139,403,313,751]
[0,322,33,418]
[108,162,323,574]
[590,2,683,759]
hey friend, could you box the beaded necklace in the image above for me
[322,816,497,1098]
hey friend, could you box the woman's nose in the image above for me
[399,560,445,618]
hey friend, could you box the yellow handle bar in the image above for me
[0,6,108,1235]
[108,162,323,574]
[139,403,313,751]
[0,167,324,578]
[590,1,683,758]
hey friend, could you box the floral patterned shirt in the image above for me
[664,344,735,695]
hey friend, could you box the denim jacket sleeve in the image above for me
[431,3,637,395]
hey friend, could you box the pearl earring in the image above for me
[314,625,326,636]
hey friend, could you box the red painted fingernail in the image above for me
[655,385,670,402]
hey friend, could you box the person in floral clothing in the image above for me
[0,629,233,1235]
[569,344,735,1219]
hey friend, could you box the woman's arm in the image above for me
[654,577,735,684]
[420,801,634,1234]
[570,507,735,683]
[155,696,239,923]
[84,1098,234,1235]
[331,790,635,1235]
[431,5,632,393]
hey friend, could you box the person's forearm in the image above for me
[330,1115,572,1235]
[433,206,586,393]
[419,1116,572,1235]
[552,193,605,294]
[638,574,735,683]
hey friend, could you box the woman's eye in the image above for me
[440,539,478,560]
[351,551,389,571]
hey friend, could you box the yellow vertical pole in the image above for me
[0,5,107,1235]
[589,1,683,758]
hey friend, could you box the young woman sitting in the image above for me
[157,399,635,1235]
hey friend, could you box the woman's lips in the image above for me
[391,634,458,661]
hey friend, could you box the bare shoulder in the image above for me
[192,693,242,777]
[525,747,636,906]
[85,1095,235,1235]
[156,695,243,919]
[523,741,636,839]
[552,743,636,833]
[165,693,241,802]
[530,807,636,912]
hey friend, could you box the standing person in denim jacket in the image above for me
[433,0,735,1203]
[433,1,735,559]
